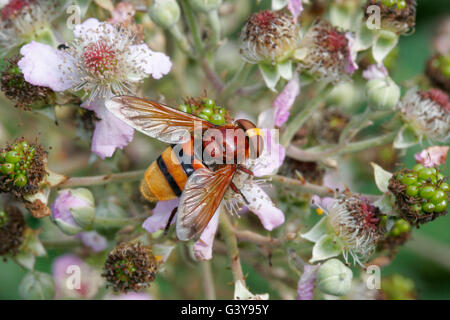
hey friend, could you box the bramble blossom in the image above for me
[18,18,172,158]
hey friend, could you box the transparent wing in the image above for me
[176,165,237,240]
[106,95,215,144]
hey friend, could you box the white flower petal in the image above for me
[18,41,77,91]
[241,183,285,231]
[82,99,134,159]
[128,44,172,80]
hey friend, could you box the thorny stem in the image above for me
[219,213,245,283]
[281,83,333,147]
[181,0,205,58]
[201,261,216,300]
[56,170,145,188]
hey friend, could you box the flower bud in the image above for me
[316,259,353,296]
[188,0,222,13]
[365,77,400,111]
[148,0,181,29]
[19,271,55,300]
[51,188,96,235]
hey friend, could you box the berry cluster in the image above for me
[102,242,158,292]
[178,97,227,125]
[0,139,46,197]
[435,54,450,78]
[382,0,407,9]
[389,164,449,225]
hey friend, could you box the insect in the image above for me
[106,96,264,241]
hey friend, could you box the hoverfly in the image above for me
[106,96,264,241]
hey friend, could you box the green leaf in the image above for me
[301,217,328,243]
[373,193,396,215]
[371,162,393,193]
[372,30,398,65]
[355,22,375,51]
[310,235,342,263]
[259,63,280,92]
[393,124,420,149]
[277,60,293,81]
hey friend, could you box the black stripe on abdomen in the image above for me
[157,155,182,196]
[172,144,195,177]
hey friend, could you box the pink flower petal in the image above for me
[18,41,76,92]
[82,99,135,159]
[52,254,101,299]
[252,129,285,177]
[193,207,221,260]
[297,264,319,300]
[287,0,303,22]
[77,231,107,252]
[415,146,449,167]
[129,44,172,80]
[345,32,359,75]
[362,64,388,80]
[241,184,285,231]
[142,199,179,234]
[273,73,301,127]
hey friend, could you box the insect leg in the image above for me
[230,182,250,205]
[238,166,254,176]
[164,207,178,235]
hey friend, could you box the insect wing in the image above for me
[106,96,215,144]
[176,165,237,240]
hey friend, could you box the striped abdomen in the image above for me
[140,139,205,202]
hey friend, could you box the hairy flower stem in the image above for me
[219,213,245,283]
[218,62,254,103]
[57,170,145,188]
[181,0,205,58]
[287,131,398,162]
[207,10,221,49]
[169,25,196,59]
[273,175,380,201]
[201,58,225,92]
[201,261,216,300]
[281,84,333,147]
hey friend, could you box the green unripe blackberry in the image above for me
[176,97,228,126]
[389,165,449,226]
[178,104,191,114]
[200,107,214,117]
[203,98,215,109]
[419,186,435,199]
[210,113,225,125]
[405,185,419,197]
[435,200,448,213]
